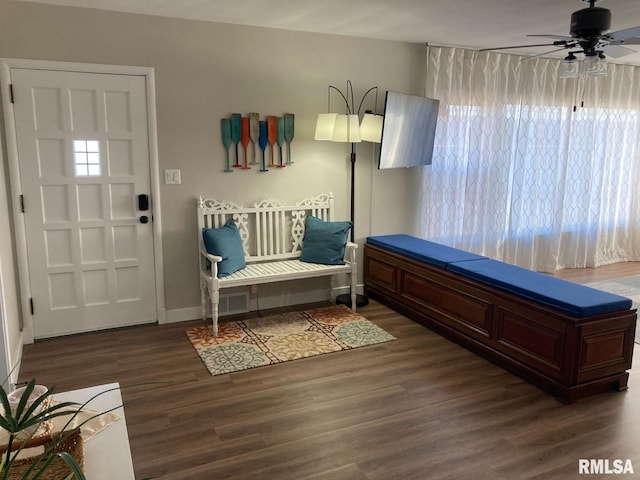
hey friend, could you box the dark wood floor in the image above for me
[18,263,640,480]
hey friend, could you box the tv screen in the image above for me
[378,91,439,169]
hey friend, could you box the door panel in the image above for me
[12,68,156,338]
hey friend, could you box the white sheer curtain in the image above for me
[420,46,640,272]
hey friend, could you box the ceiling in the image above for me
[16,0,640,65]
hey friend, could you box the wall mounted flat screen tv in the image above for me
[378,91,440,169]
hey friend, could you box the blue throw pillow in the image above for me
[300,215,352,265]
[202,220,246,278]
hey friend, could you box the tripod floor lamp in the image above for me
[314,80,383,308]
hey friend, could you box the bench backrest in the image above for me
[198,192,336,262]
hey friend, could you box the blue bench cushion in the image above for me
[367,235,486,269]
[448,259,632,317]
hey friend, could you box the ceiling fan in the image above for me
[481,0,640,61]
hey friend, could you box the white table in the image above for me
[53,383,135,480]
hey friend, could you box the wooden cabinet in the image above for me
[364,244,636,403]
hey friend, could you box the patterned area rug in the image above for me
[585,275,640,345]
[186,305,396,376]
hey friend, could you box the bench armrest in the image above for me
[200,248,222,263]
[344,241,357,264]
[199,248,223,279]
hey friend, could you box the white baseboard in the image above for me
[163,306,202,324]
[332,284,365,297]
[156,307,167,324]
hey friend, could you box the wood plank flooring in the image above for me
[551,261,640,283]
[18,263,640,479]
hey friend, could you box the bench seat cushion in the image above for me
[367,234,486,269]
[448,259,633,317]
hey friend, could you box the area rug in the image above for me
[185,305,396,376]
[585,275,640,345]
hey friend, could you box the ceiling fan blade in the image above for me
[520,47,570,61]
[479,43,558,52]
[602,44,637,58]
[607,25,640,43]
[612,37,640,45]
[527,34,575,41]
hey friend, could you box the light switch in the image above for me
[164,169,181,185]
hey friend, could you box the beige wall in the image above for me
[0,1,425,326]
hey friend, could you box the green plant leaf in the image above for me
[1,380,165,479]
[1,416,18,434]
[16,401,82,433]
[58,383,146,433]
[12,379,35,421]
[0,414,11,432]
[16,429,85,480]
[0,385,10,420]
[52,452,86,480]
[19,384,55,421]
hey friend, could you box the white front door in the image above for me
[10,68,157,338]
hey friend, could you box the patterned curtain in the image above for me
[420,46,640,272]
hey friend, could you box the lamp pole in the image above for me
[314,81,382,309]
[348,146,356,243]
[335,140,368,308]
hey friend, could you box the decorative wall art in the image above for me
[267,115,277,168]
[220,118,232,172]
[220,113,294,172]
[258,121,268,172]
[240,117,250,170]
[284,113,295,165]
[249,113,259,166]
[231,113,242,168]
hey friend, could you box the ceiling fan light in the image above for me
[582,54,607,76]
[560,55,579,78]
[595,54,608,76]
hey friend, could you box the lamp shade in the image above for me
[360,113,383,143]
[314,113,337,140]
[331,114,361,143]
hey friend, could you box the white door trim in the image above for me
[0,59,166,343]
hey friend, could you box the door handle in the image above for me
[140,215,149,224]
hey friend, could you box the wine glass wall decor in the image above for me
[284,113,295,165]
[219,113,295,172]
[240,117,251,170]
[220,118,232,173]
[230,113,242,168]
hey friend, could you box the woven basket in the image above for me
[0,429,84,480]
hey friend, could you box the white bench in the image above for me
[197,192,357,334]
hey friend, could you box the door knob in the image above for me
[140,215,149,224]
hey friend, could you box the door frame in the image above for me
[0,58,166,343]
